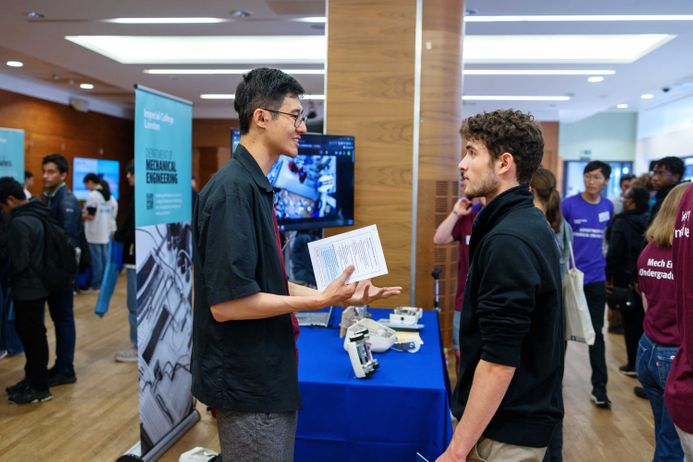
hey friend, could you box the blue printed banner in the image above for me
[0,128,25,182]
[134,87,192,227]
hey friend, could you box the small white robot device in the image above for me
[343,318,397,353]
[379,306,424,330]
[345,325,379,378]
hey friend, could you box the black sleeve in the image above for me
[8,220,33,275]
[605,218,627,281]
[200,187,261,306]
[476,234,541,368]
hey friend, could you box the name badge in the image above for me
[598,211,610,223]
[465,235,471,245]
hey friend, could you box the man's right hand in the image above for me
[319,265,357,307]
[453,198,472,216]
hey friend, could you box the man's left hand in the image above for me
[345,279,402,306]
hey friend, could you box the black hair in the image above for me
[460,109,544,184]
[24,170,33,180]
[626,186,650,214]
[654,156,685,179]
[619,173,636,186]
[0,177,26,204]
[583,160,611,180]
[126,159,134,175]
[84,172,112,201]
[83,173,100,184]
[42,153,69,174]
[234,68,305,135]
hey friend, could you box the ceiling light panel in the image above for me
[65,36,326,64]
[464,69,616,75]
[104,17,227,24]
[466,15,693,22]
[464,35,675,64]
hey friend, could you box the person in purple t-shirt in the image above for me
[637,182,690,461]
[561,160,614,408]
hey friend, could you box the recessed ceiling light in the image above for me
[587,76,604,83]
[201,94,235,99]
[641,94,654,100]
[464,69,616,76]
[104,17,227,24]
[80,83,94,89]
[294,17,327,23]
[6,60,23,67]
[462,95,571,101]
[144,68,325,75]
[616,103,629,109]
[464,34,675,64]
[229,10,252,18]
[466,15,693,22]
[65,35,326,64]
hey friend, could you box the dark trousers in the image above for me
[13,298,49,391]
[584,282,608,393]
[622,291,644,368]
[46,289,75,374]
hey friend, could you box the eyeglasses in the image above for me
[583,174,605,183]
[261,108,307,128]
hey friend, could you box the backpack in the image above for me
[28,213,78,293]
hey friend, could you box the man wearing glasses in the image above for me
[191,68,400,461]
[562,160,614,408]
[650,156,685,223]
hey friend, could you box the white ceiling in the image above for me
[1,0,692,123]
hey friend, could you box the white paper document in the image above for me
[308,225,389,291]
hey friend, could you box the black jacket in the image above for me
[43,183,82,240]
[650,182,680,224]
[8,201,49,301]
[606,211,648,287]
[452,185,564,448]
[114,200,134,266]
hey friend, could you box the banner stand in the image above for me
[123,409,200,461]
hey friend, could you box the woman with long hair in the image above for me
[637,182,691,461]
[530,167,570,462]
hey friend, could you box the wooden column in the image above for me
[326,0,465,320]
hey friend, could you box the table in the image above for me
[295,308,453,462]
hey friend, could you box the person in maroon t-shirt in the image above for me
[637,182,690,461]
[664,182,693,459]
[433,195,483,372]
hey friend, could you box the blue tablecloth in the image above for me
[295,308,453,462]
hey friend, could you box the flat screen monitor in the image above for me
[72,157,120,201]
[231,129,355,231]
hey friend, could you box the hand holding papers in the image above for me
[309,225,402,304]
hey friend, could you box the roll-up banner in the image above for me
[0,128,25,182]
[126,85,198,461]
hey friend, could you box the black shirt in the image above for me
[452,185,564,448]
[191,144,301,412]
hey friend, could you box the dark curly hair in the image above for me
[460,109,544,184]
[234,68,305,135]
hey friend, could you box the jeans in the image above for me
[14,298,49,390]
[584,281,607,394]
[452,310,461,350]
[88,243,108,289]
[126,268,137,347]
[46,289,75,374]
[1,292,23,355]
[637,334,683,461]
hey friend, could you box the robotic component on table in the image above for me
[339,305,370,338]
[343,318,396,353]
[346,326,379,378]
[390,306,423,326]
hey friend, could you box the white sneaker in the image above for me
[115,347,138,363]
[0,350,7,360]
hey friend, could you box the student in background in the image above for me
[82,173,118,293]
[612,173,635,215]
[650,156,685,223]
[562,161,614,408]
[637,182,690,461]
[433,194,483,373]
[23,170,34,200]
[664,182,693,460]
[0,177,51,404]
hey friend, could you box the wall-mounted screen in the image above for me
[73,157,120,200]
[231,130,355,231]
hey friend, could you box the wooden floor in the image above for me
[0,275,655,461]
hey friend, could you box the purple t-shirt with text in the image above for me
[561,194,613,284]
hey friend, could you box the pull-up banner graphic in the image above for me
[131,85,198,461]
[0,128,24,182]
